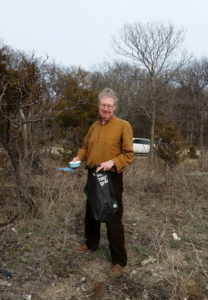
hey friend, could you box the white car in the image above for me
[133,138,150,154]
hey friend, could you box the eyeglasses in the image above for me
[99,104,114,110]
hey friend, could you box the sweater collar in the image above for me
[99,115,115,125]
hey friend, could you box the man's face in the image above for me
[98,96,116,122]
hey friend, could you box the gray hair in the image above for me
[98,88,118,105]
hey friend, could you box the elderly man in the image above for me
[73,88,133,276]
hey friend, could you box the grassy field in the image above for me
[1,156,208,299]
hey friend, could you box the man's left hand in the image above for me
[96,160,114,172]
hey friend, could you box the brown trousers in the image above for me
[84,171,127,266]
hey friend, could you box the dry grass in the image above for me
[1,155,208,299]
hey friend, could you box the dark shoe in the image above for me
[74,243,89,253]
[108,264,125,277]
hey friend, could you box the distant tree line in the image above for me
[1,21,208,213]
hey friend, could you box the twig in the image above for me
[0,215,18,228]
[155,228,166,260]
[190,240,208,279]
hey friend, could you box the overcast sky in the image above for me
[0,0,208,70]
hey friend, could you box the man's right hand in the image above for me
[96,160,114,172]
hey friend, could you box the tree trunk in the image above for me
[150,77,156,161]
[0,120,36,215]
[150,98,156,160]
[200,111,204,168]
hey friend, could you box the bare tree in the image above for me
[176,58,208,166]
[112,22,186,158]
[0,46,56,214]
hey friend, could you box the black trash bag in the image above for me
[85,169,118,222]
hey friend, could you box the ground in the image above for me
[1,157,208,299]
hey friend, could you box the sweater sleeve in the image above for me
[112,121,134,173]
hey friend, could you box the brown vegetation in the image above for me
[1,155,208,299]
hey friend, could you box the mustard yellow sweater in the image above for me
[77,116,134,173]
